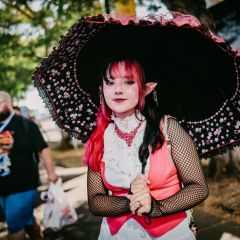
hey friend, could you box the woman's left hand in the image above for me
[127,189,152,216]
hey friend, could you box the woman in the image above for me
[84,59,208,240]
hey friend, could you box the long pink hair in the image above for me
[83,60,146,171]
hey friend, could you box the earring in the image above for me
[153,89,158,106]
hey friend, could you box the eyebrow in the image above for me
[105,75,134,80]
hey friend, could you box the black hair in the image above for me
[139,90,164,173]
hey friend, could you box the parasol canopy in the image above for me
[33,12,240,158]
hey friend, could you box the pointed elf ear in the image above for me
[144,82,158,96]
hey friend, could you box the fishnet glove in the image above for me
[87,168,131,216]
[148,118,209,218]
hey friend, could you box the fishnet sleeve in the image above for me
[148,118,209,218]
[87,168,131,216]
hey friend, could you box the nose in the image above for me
[114,91,122,95]
[114,82,123,95]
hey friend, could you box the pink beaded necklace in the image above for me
[114,121,142,147]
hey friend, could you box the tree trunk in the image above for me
[162,0,216,31]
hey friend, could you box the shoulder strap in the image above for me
[160,115,178,163]
[160,115,175,145]
[163,115,170,144]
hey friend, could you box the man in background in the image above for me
[0,91,58,240]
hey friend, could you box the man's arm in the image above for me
[39,147,58,183]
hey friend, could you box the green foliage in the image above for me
[0,0,100,98]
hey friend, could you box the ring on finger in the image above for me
[137,201,143,208]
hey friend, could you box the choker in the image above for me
[114,121,142,147]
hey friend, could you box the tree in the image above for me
[0,0,100,97]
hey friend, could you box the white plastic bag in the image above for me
[41,178,78,229]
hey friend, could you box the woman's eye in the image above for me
[125,80,135,85]
[105,80,114,86]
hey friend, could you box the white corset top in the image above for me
[102,112,150,188]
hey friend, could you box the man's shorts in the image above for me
[0,189,36,233]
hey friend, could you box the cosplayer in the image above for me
[33,12,240,240]
[84,59,208,240]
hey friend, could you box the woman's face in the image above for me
[103,74,139,119]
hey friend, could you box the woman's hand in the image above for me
[130,173,150,194]
[128,189,152,216]
[127,174,152,216]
